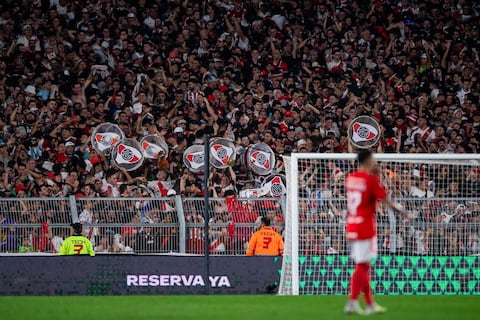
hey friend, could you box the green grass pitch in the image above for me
[1,295,478,320]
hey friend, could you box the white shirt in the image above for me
[235,33,249,50]
[409,186,434,198]
[271,14,287,29]
[79,207,92,221]
[79,209,97,245]
[407,126,436,145]
[17,35,41,51]
[51,236,64,253]
[50,0,67,15]
[456,88,470,107]
[102,179,120,197]
[147,180,173,197]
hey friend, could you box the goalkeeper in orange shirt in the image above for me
[246,217,284,256]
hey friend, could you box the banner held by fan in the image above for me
[140,135,169,160]
[238,188,264,198]
[91,123,125,153]
[261,175,286,198]
[209,138,237,169]
[112,138,144,171]
[183,145,206,175]
[243,142,276,176]
[347,116,381,149]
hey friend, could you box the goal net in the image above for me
[279,153,480,295]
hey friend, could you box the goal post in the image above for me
[280,153,480,296]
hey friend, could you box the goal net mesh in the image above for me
[279,154,480,295]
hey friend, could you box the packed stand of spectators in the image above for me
[0,0,479,254]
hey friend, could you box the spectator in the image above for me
[135,224,158,254]
[18,236,34,253]
[0,0,477,256]
[0,212,17,252]
[95,235,115,253]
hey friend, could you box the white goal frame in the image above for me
[281,153,480,295]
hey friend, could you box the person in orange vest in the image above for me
[246,217,284,256]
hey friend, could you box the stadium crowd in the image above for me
[0,0,479,255]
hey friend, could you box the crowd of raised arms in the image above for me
[0,0,478,199]
[0,0,479,254]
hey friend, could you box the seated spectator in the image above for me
[18,236,34,253]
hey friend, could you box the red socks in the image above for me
[349,262,373,305]
[363,263,373,305]
[350,263,363,300]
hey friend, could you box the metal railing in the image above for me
[0,196,285,255]
[1,196,479,255]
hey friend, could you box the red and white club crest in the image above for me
[262,176,286,198]
[352,122,378,142]
[185,151,205,169]
[250,150,271,170]
[95,132,121,151]
[142,141,163,159]
[211,144,234,165]
[269,176,286,197]
[115,143,142,164]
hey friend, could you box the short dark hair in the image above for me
[224,190,236,197]
[357,149,373,165]
[261,217,271,226]
[71,222,82,234]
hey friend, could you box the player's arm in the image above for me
[86,238,95,257]
[277,234,284,256]
[374,175,406,216]
[382,198,406,216]
[246,232,258,256]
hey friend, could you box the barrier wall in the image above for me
[2,255,479,296]
[298,256,480,295]
[0,256,281,295]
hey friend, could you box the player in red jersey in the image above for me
[344,150,405,315]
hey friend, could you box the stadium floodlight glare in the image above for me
[279,153,480,295]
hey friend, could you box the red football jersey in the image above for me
[345,171,387,240]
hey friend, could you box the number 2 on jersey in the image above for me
[73,244,84,254]
[347,191,362,216]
